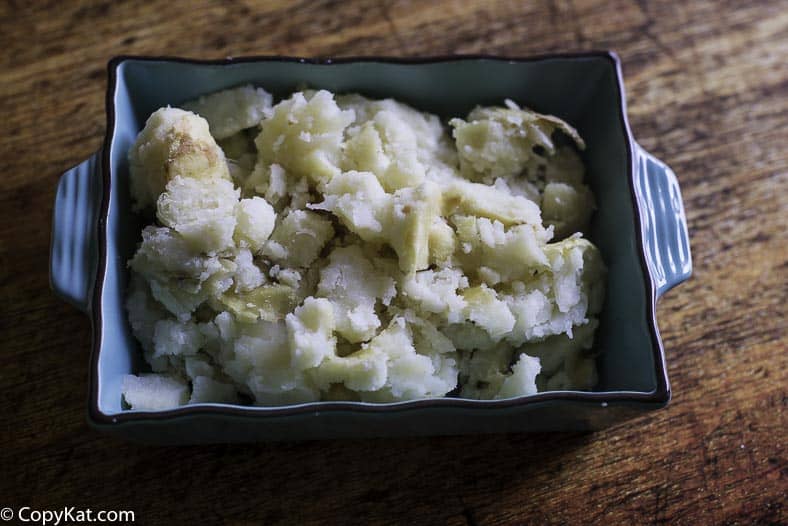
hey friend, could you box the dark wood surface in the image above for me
[1,1,786,524]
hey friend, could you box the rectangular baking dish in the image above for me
[50,52,691,444]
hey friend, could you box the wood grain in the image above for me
[1,0,786,524]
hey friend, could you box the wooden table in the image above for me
[2,1,785,524]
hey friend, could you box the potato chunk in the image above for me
[542,182,595,239]
[496,354,541,399]
[461,285,516,341]
[122,374,189,410]
[262,209,335,268]
[311,174,441,272]
[234,197,276,252]
[156,176,239,254]
[387,182,442,272]
[254,90,354,185]
[342,110,425,191]
[359,317,458,402]
[308,170,390,241]
[459,349,541,400]
[524,319,599,391]
[401,267,469,324]
[128,226,233,319]
[453,215,551,284]
[217,284,301,323]
[152,318,205,358]
[316,245,396,343]
[442,178,545,228]
[339,94,458,181]
[125,275,168,354]
[189,376,239,404]
[286,297,337,370]
[309,346,389,393]
[428,217,456,266]
[450,100,584,182]
[502,236,606,345]
[129,107,231,210]
[183,84,272,140]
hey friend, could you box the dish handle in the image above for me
[634,143,693,297]
[50,151,103,313]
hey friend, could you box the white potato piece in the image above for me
[309,346,389,393]
[428,217,456,266]
[152,318,205,358]
[129,226,223,281]
[311,174,441,272]
[309,170,390,241]
[262,209,335,268]
[189,376,239,404]
[358,317,458,402]
[254,90,354,185]
[443,323,499,353]
[157,175,240,254]
[286,297,337,370]
[125,275,168,354]
[216,283,301,324]
[542,182,595,239]
[222,320,321,406]
[234,197,276,252]
[502,236,605,345]
[495,354,541,399]
[450,99,584,183]
[129,107,231,211]
[128,226,234,319]
[184,355,216,380]
[338,94,458,177]
[457,331,548,400]
[401,267,469,324]
[316,245,396,343]
[121,374,190,410]
[183,85,272,140]
[458,346,514,399]
[442,179,546,228]
[230,248,265,292]
[387,182,442,272]
[453,215,551,284]
[461,285,516,341]
[343,110,425,191]
[524,318,599,391]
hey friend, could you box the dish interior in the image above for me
[98,56,658,415]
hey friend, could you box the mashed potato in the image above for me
[122,85,605,410]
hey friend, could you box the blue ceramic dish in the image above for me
[50,52,691,444]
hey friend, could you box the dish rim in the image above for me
[89,51,670,424]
